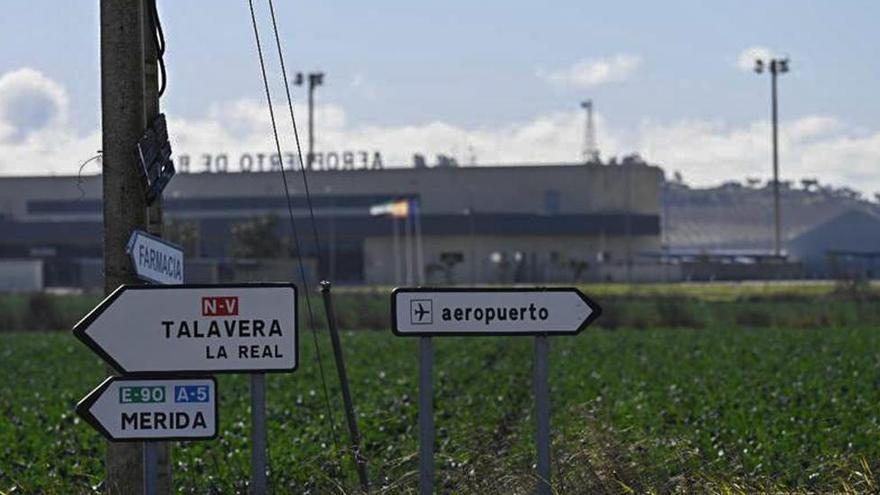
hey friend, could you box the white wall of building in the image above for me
[364,234,662,285]
[0,259,43,292]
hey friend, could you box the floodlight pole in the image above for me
[308,78,315,167]
[295,72,324,169]
[770,64,781,258]
[755,57,788,258]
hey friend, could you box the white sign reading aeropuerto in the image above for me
[77,376,217,441]
[73,283,298,374]
[126,230,184,285]
[391,288,601,336]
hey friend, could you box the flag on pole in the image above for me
[370,199,410,218]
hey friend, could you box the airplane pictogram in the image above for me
[414,303,429,321]
[410,299,432,325]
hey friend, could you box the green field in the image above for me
[3,284,880,493]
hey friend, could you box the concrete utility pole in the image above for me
[100,1,147,492]
[142,1,171,492]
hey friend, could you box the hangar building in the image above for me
[0,161,663,289]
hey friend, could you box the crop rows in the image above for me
[3,314,880,492]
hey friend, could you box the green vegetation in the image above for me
[0,281,876,333]
[2,283,880,493]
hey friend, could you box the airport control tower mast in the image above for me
[580,100,599,163]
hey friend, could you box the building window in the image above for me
[544,190,560,214]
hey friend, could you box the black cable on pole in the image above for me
[246,0,341,453]
[264,6,373,489]
[265,0,324,273]
[147,0,167,97]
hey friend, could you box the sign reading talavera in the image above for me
[73,283,298,374]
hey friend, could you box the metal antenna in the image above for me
[580,100,599,163]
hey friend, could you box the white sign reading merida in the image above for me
[77,376,217,441]
[73,283,298,373]
[126,230,184,285]
[391,288,601,336]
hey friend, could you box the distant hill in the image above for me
[662,179,880,251]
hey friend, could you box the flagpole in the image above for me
[404,200,414,286]
[392,215,400,286]
[414,199,425,285]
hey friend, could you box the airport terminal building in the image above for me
[0,161,663,289]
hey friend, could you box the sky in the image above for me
[0,0,879,194]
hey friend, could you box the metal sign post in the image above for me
[418,336,434,495]
[144,440,159,495]
[391,287,601,494]
[73,283,298,374]
[534,335,551,495]
[251,373,268,495]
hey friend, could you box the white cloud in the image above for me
[0,68,99,176]
[635,115,880,192]
[2,68,880,196]
[0,68,69,142]
[349,73,377,100]
[737,46,777,72]
[787,116,841,141]
[537,54,642,88]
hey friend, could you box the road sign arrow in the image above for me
[126,229,185,285]
[73,283,298,374]
[76,376,217,441]
[391,287,601,336]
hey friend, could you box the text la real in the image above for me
[161,318,286,360]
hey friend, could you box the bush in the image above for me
[831,278,879,301]
[654,298,703,328]
[734,307,773,328]
[0,296,23,331]
[22,293,66,331]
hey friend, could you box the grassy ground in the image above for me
[2,283,880,493]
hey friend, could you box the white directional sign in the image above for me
[392,287,601,336]
[77,376,217,441]
[126,229,184,285]
[73,283,298,374]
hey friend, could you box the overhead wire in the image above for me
[245,0,341,455]
[147,0,167,97]
[265,0,325,266]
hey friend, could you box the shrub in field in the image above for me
[831,278,880,301]
[733,306,773,328]
[22,293,66,331]
[328,291,388,330]
[595,297,706,330]
[594,298,620,329]
[0,295,23,331]
[654,297,704,328]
